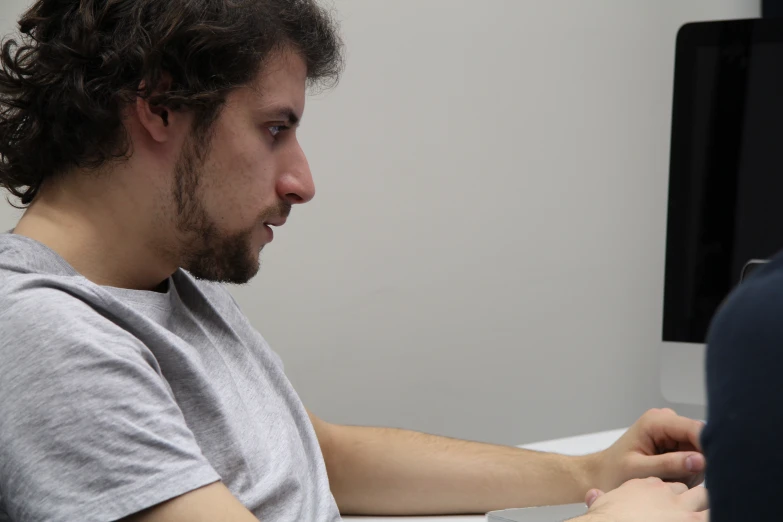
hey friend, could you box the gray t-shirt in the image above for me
[0,233,341,522]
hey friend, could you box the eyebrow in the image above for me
[266,106,301,127]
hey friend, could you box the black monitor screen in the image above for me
[663,20,783,343]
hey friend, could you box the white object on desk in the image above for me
[520,428,626,456]
[343,428,628,522]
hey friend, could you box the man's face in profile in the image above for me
[170,50,315,284]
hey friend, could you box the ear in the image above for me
[134,75,185,144]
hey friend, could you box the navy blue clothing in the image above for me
[701,253,783,521]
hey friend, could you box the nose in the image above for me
[276,140,315,205]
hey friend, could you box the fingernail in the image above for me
[585,490,598,507]
[686,455,704,472]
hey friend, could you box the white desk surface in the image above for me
[344,428,627,522]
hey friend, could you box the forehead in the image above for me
[231,49,308,113]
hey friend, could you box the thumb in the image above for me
[585,489,604,508]
[634,451,705,479]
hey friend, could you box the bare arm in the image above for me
[121,482,260,522]
[309,413,595,516]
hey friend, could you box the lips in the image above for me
[263,217,287,227]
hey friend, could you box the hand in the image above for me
[591,408,706,492]
[581,478,709,522]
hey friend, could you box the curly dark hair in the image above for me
[0,0,344,205]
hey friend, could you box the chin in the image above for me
[185,238,261,285]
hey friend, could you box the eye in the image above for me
[268,125,289,138]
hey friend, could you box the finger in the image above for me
[678,485,709,511]
[631,452,705,481]
[685,453,706,473]
[681,470,706,489]
[644,413,705,452]
[585,489,604,508]
[668,482,688,495]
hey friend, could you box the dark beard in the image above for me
[172,135,261,284]
[184,226,260,284]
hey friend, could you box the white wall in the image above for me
[230,0,758,445]
[0,0,759,445]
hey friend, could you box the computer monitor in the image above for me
[662,18,783,405]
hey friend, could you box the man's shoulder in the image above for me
[0,272,155,396]
[0,232,97,316]
[0,270,116,348]
[707,256,783,352]
[0,268,96,307]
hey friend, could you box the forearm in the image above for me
[323,424,597,516]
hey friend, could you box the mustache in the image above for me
[261,201,292,222]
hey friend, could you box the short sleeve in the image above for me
[0,286,221,522]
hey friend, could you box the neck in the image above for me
[13,172,176,291]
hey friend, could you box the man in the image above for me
[0,1,707,521]
[698,255,783,521]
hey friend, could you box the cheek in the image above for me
[237,138,278,198]
[208,143,277,227]
[200,104,275,210]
